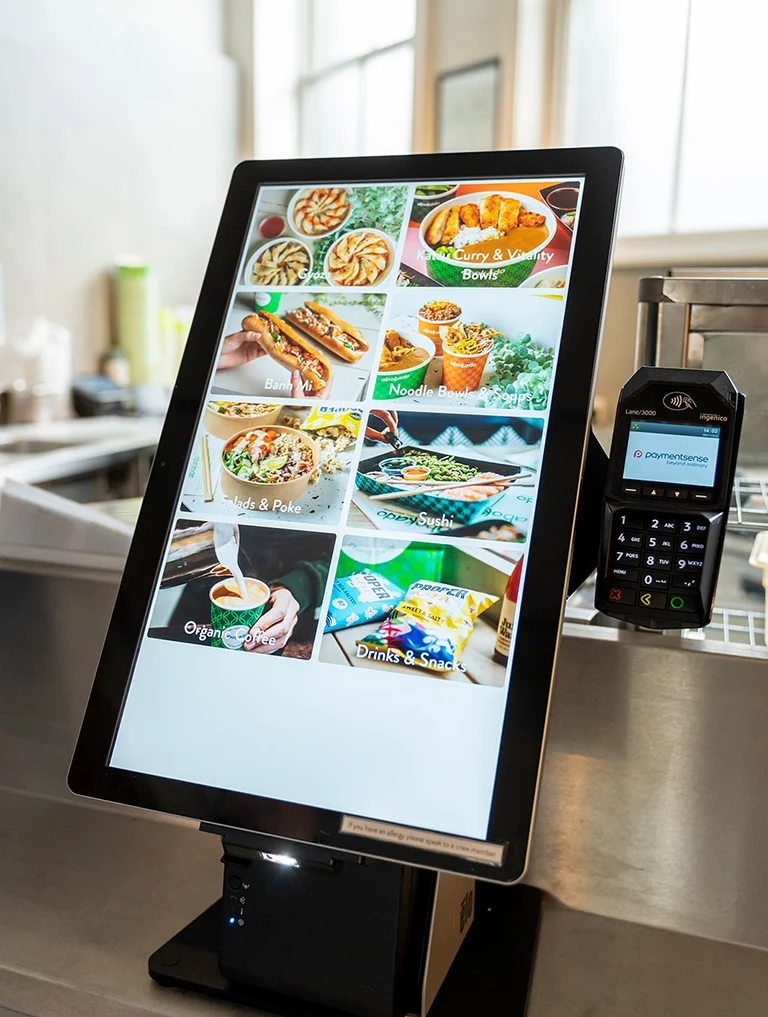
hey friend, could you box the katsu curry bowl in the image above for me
[418,191,557,287]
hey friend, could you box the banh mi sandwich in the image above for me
[284,301,369,363]
[242,312,331,394]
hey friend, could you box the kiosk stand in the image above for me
[149,827,543,1017]
[148,435,609,1017]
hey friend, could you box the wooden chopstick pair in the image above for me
[367,472,534,503]
[201,434,214,502]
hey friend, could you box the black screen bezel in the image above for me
[68,148,623,883]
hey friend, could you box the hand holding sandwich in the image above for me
[218,324,270,370]
[218,318,332,399]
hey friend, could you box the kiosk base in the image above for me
[149,873,541,1017]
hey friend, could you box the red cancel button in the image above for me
[606,586,636,606]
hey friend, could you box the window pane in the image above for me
[309,0,416,74]
[437,62,497,153]
[255,0,302,158]
[301,65,361,157]
[564,0,689,235]
[361,45,414,156]
[675,0,768,232]
[309,0,371,73]
[368,0,417,51]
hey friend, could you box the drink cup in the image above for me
[209,577,269,650]
[441,344,492,392]
[418,310,461,355]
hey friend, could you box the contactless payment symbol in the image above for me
[663,391,697,411]
[640,592,652,606]
[609,588,622,601]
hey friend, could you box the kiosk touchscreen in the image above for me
[69,149,622,886]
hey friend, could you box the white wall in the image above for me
[413,0,518,152]
[0,0,238,372]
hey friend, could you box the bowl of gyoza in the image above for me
[220,425,319,508]
[418,191,557,287]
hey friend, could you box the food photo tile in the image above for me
[320,534,523,686]
[243,184,410,289]
[181,402,361,529]
[147,519,334,658]
[397,178,578,288]
[373,287,563,411]
[211,291,386,403]
[348,410,542,542]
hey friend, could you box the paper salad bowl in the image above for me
[220,425,319,507]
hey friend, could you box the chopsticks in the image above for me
[367,472,534,502]
[201,434,214,502]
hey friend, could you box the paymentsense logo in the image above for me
[641,451,709,463]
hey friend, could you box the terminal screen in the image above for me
[108,176,585,842]
[623,421,720,488]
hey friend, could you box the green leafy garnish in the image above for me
[314,291,387,315]
[475,333,555,411]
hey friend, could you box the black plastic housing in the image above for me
[596,367,744,629]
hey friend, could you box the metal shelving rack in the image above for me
[730,476,768,529]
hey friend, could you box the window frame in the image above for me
[549,0,768,265]
[295,0,417,159]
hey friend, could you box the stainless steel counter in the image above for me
[0,416,161,485]
[2,565,768,1015]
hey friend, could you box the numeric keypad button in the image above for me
[614,530,643,548]
[614,510,645,530]
[645,534,674,551]
[642,553,672,571]
[672,574,700,590]
[675,557,704,573]
[647,516,677,532]
[677,537,706,553]
[680,518,708,535]
[641,573,670,589]
[612,549,641,567]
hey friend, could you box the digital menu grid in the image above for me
[109,175,585,840]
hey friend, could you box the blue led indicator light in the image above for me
[228,917,236,924]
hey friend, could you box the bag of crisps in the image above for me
[356,580,498,673]
[324,570,404,632]
[300,406,362,439]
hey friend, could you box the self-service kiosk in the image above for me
[72,148,742,1017]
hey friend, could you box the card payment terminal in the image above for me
[596,367,744,629]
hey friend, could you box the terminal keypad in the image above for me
[605,511,709,613]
